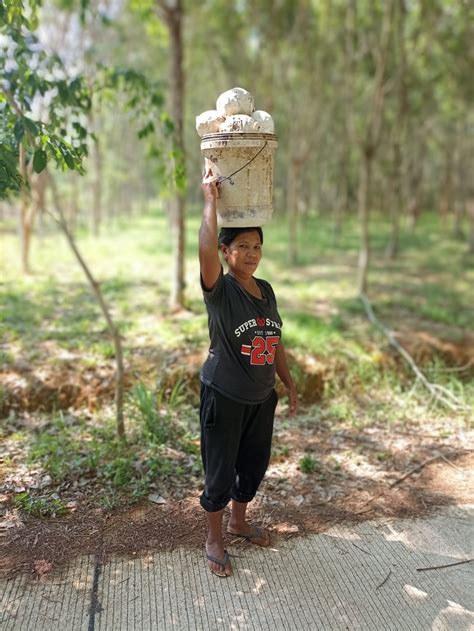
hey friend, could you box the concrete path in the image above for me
[1,507,473,630]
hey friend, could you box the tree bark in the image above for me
[287,150,302,266]
[467,197,474,254]
[32,169,49,235]
[159,0,186,310]
[357,151,372,294]
[334,0,356,239]
[439,148,452,226]
[406,151,423,231]
[386,0,407,259]
[452,128,465,239]
[356,0,394,295]
[69,172,80,235]
[386,142,401,259]
[18,145,35,274]
[92,136,103,237]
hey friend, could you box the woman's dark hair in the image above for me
[218,226,264,247]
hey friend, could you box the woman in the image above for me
[199,178,297,577]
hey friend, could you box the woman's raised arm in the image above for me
[199,179,222,290]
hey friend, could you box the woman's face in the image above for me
[222,230,262,276]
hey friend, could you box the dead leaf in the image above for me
[148,494,166,505]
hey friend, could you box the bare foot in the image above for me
[205,540,233,577]
[227,521,270,547]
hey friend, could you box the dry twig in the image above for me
[389,455,441,487]
[359,294,470,412]
[375,569,392,590]
[416,559,472,572]
[436,453,466,473]
[352,543,372,555]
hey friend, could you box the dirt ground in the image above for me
[1,415,472,579]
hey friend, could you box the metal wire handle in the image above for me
[217,141,268,186]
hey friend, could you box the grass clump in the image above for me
[299,454,321,474]
[128,380,186,444]
[13,493,68,518]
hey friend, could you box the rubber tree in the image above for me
[0,0,165,439]
[353,0,395,295]
[156,0,186,310]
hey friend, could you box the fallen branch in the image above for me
[436,453,466,473]
[389,455,441,487]
[359,294,470,412]
[375,569,392,590]
[416,559,472,572]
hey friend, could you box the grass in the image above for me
[13,493,68,518]
[25,386,202,503]
[1,208,472,354]
[1,206,472,508]
[299,454,321,474]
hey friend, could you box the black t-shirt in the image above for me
[201,268,282,404]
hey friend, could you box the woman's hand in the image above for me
[201,169,218,203]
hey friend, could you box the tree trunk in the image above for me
[32,169,49,235]
[335,0,356,240]
[467,197,474,254]
[386,141,402,259]
[407,157,423,231]
[49,174,126,440]
[452,129,465,240]
[386,0,407,259]
[453,199,465,239]
[69,173,80,235]
[439,149,452,226]
[92,136,102,237]
[287,154,301,266]
[333,148,350,239]
[356,0,394,295]
[357,151,372,294]
[160,0,186,310]
[18,145,34,274]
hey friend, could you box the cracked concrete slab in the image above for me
[1,508,473,630]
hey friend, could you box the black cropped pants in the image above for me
[199,383,278,513]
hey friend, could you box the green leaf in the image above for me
[137,121,155,139]
[61,149,75,169]
[32,149,47,173]
[23,118,39,137]
[72,122,88,140]
[14,120,24,143]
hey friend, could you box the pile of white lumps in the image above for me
[196,87,274,137]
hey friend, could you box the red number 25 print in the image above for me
[250,336,279,365]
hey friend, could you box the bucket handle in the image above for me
[217,141,268,186]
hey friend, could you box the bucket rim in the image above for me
[201,132,278,142]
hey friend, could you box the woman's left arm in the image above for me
[275,341,298,416]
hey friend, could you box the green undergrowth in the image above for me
[13,493,68,518]
[22,383,203,511]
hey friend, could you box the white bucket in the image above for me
[200,132,278,227]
